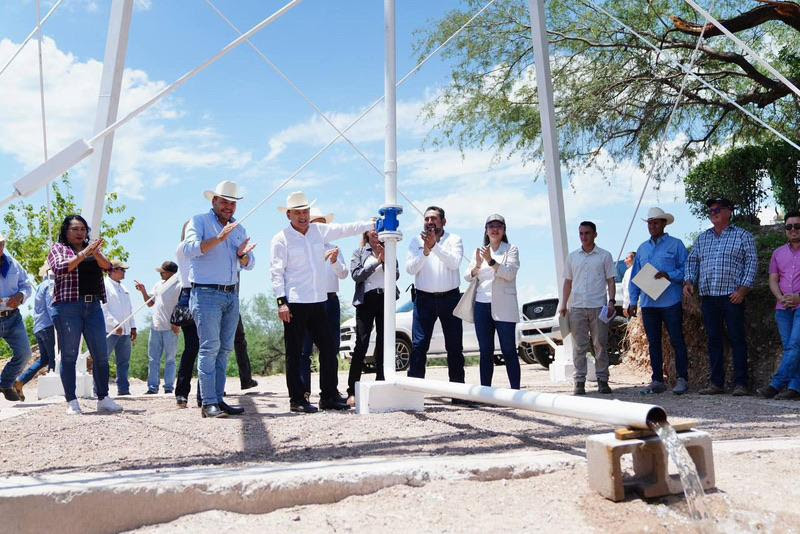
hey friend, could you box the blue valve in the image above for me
[377,204,403,238]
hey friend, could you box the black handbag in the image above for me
[170,287,193,327]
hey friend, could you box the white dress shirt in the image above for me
[471,247,510,303]
[150,278,182,331]
[565,245,615,308]
[322,242,348,293]
[271,221,373,304]
[175,242,192,289]
[621,265,633,309]
[102,278,136,335]
[363,255,385,292]
[406,231,463,293]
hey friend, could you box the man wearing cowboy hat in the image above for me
[627,207,690,395]
[270,191,373,413]
[183,180,256,418]
[685,197,757,396]
[135,261,181,395]
[0,233,34,402]
[102,259,137,396]
[11,263,56,401]
[299,206,349,401]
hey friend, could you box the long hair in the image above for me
[57,215,90,248]
[361,231,370,247]
[483,226,509,246]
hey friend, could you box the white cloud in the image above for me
[0,36,251,200]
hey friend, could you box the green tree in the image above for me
[2,174,135,281]
[415,0,800,176]
[763,140,800,214]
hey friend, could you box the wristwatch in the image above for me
[277,297,287,307]
[488,259,497,267]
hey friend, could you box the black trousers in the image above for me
[234,316,253,387]
[284,302,339,403]
[175,319,199,399]
[347,289,385,396]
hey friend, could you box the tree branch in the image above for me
[671,1,800,37]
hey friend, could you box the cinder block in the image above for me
[586,430,715,502]
[355,381,425,414]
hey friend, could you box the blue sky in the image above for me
[0,1,757,325]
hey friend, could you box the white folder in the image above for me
[631,262,671,301]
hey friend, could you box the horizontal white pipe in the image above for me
[395,377,666,429]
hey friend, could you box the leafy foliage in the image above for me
[2,175,135,281]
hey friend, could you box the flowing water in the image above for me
[650,421,711,526]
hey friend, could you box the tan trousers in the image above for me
[568,307,609,382]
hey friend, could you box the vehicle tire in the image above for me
[493,353,505,366]
[518,344,538,365]
[533,345,555,368]
[395,336,411,371]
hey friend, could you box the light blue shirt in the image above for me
[33,278,56,333]
[182,209,255,286]
[0,252,33,312]
[629,233,688,308]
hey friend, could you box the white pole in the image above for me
[83,0,134,233]
[526,0,575,380]
[382,0,398,382]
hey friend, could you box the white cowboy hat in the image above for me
[204,180,244,202]
[642,207,675,225]
[309,206,335,223]
[277,191,315,213]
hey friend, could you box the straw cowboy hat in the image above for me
[642,207,675,225]
[309,206,335,224]
[277,191,315,213]
[204,180,244,202]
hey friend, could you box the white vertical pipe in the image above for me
[382,0,398,382]
[526,1,575,363]
[83,0,134,233]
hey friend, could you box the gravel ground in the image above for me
[1,362,799,477]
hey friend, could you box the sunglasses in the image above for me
[486,223,505,229]
[786,224,800,231]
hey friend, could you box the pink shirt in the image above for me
[769,244,800,310]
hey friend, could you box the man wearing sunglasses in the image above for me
[101,259,137,396]
[684,197,757,396]
[758,211,800,400]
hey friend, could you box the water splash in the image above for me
[650,421,711,525]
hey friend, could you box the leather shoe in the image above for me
[241,379,258,390]
[573,382,586,396]
[319,396,350,410]
[219,400,244,415]
[758,385,779,399]
[597,381,613,394]
[0,387,20,402]
[13,380,25,402]
[290,401,319,414]
[699,383,725,395]
[201,404,228,418]
[176,396,188,408]
[775,388,800,400]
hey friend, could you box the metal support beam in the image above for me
[82,0,134,233]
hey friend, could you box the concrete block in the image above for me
[356,381,425,414]
[549,347,596,383]
[586,430,715,502]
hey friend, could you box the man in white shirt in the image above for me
[406,206,465,385]
[558,221,616,395]
[102,259,137,396]
[135,261,182,394]
[270,191,373,413]
[300,208,349,401]
[621,251,635,315]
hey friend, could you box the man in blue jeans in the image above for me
[0,234,34,402]
[684,197,757,396]
[627,207,690,395]
[405,206,466,397]
[102,259,137,395]
[184,180,255,418]
[758,211,800,400]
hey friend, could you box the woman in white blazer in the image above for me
[465,214,521,388]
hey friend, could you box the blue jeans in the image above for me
[473,301,520,388]
[0,311,32,388]
[641,303,689,383]
[147,329,178,392]
[701,296,748,388]
[301,293,341,395]
[17,325,55,385]
[772,308,800,392]
[107,334,132,394]
[408,289,464,382]
[53,301,110,402]
[190,287,239,406]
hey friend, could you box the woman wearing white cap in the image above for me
[464,214,521,388]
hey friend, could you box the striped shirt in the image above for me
[685,225,757,296]
[48,242,107,305]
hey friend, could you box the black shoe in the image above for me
[758,385,779,399]
[0,387,20,402]
[319,396,350,410]
[117,391,131,396]
[775,388,800,400]
[164,390,173,394]
[219,400,244,415]
[290,401,319,414]
[176,396,188,408]
[241,379,258,390]
[201,404,228,418]
[597,381,613,394]
[144,390,158,395]
[573,382,586,396]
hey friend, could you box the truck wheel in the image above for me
[518,344,538,365]
[534,345,555,368]
[395,336,411,371]
[493,353,505,366]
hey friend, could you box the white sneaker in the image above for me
[97,396,123,413]
[66,399,82,415]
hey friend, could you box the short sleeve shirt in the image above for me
[565,245,615,308]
